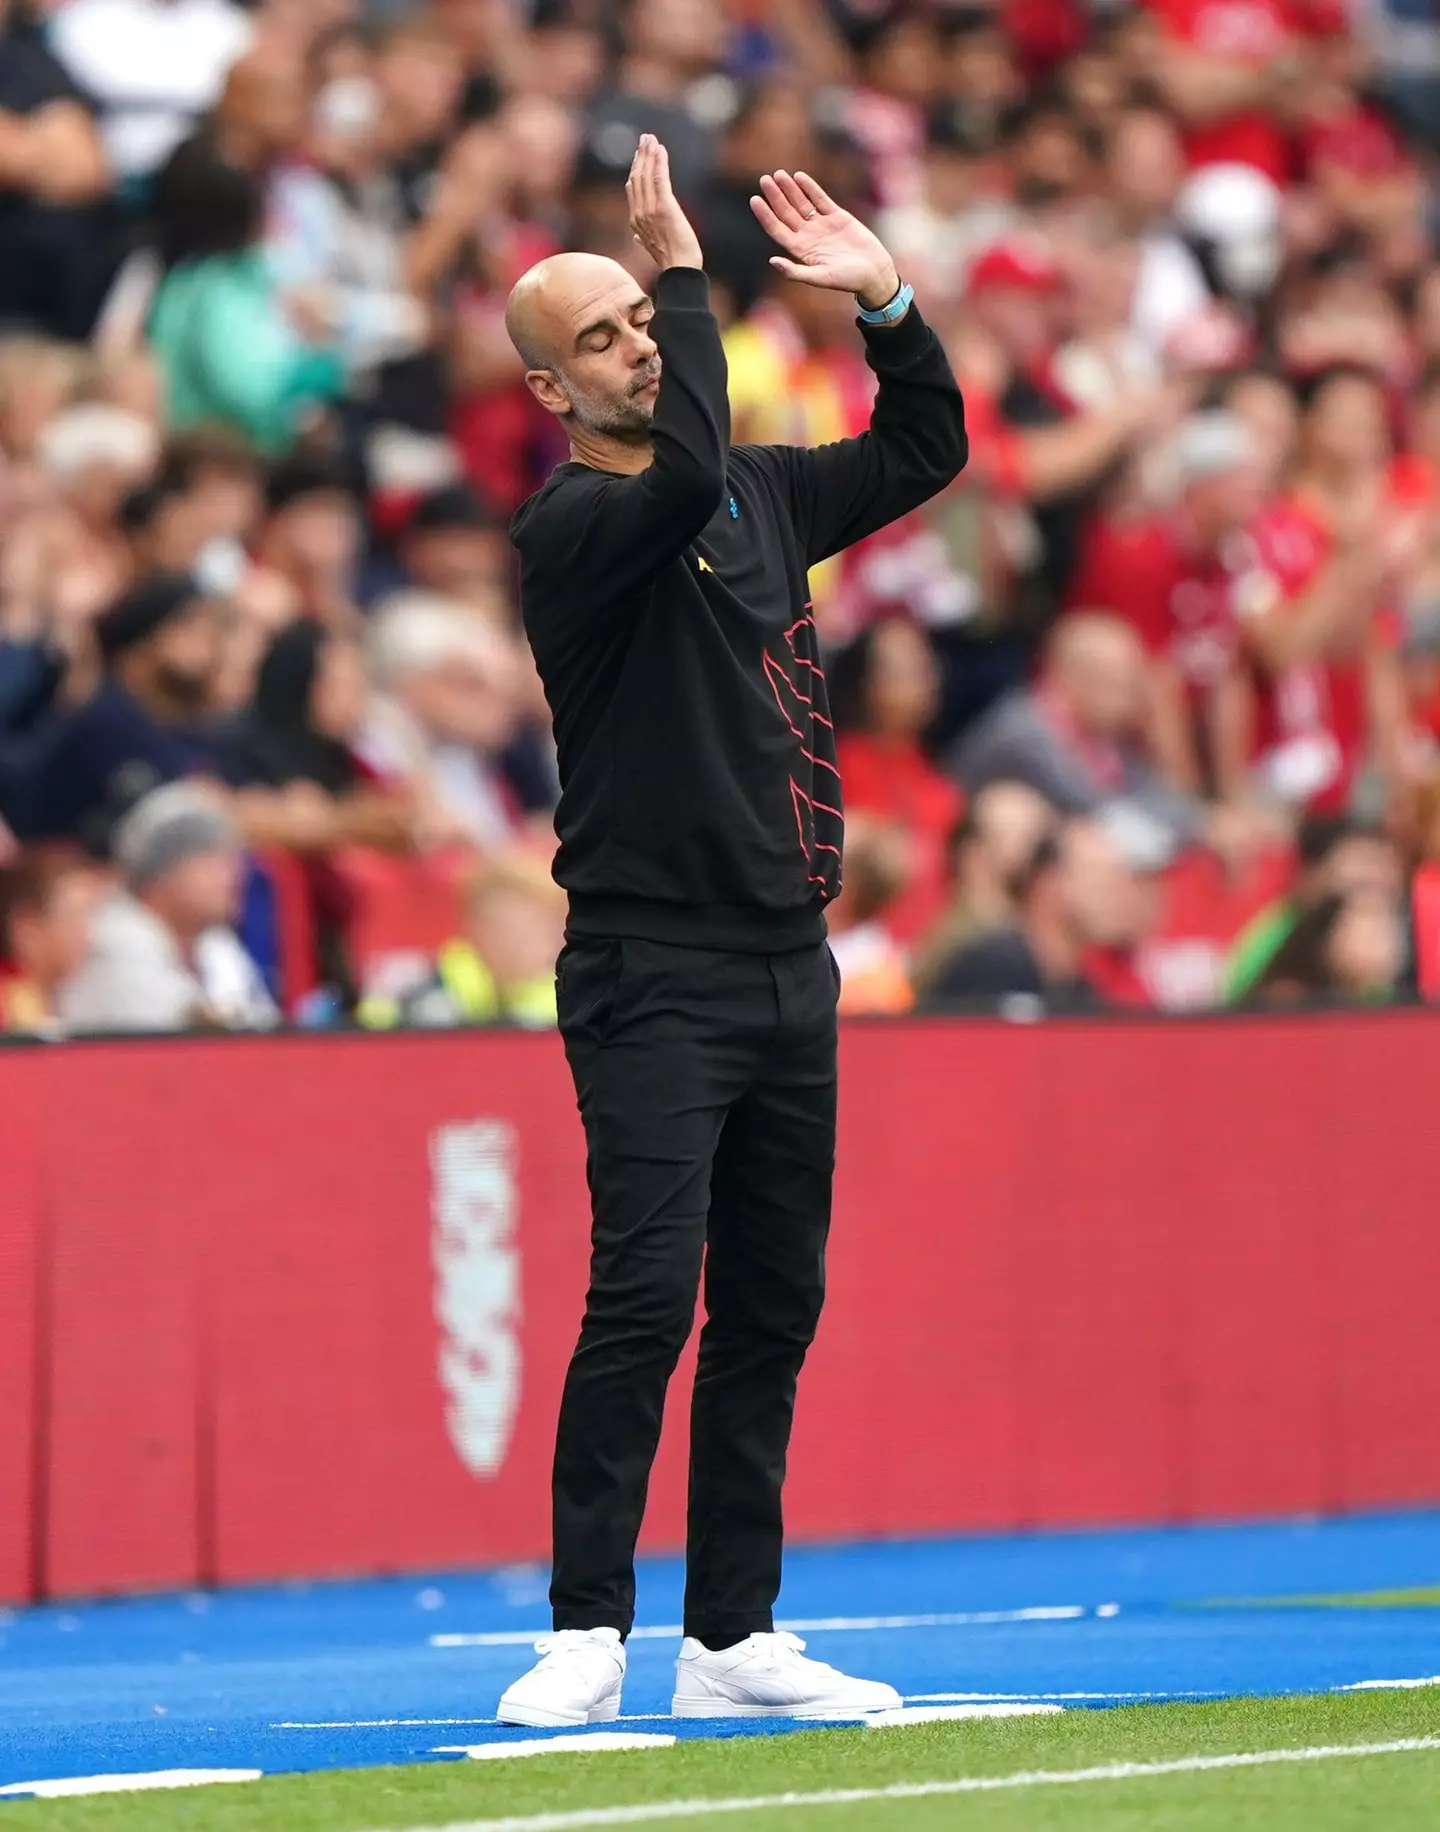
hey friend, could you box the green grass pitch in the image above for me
[8,1689,1440,1832]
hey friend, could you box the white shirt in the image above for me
[49,0,253,181]
[59,892,276,1034]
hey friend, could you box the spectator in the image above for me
[1240,366,1416,813]
[874,105,1016,310]
[362,848,566,1028]
[1248,886,1405,1006]
[0,843,101,1034]
[830,615,962,948]
[1069,409,1265,798]
[912,779,1056,997]
[251,457,363,630]
[1104,104,1211,359]
[148,145,346,453]
[58,780,275,1033]
[220,619,416,854]
[360,591,523,851]
[1223,814,1402,1002]
[48,0,253,188]
[389,484,509,611]
[824,816,914,1016]
[920,816,1144,1012]
[584,0,725,205]
[17,573,223,845]
[952,612,1205,855]
[0,0,112,339]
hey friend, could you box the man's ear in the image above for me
[525,367,570,418]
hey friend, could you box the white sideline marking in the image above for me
[275,1717,676,1730]
[430,1606,1086,1649]
[1341,1676,1440,1690]
[906,1690,1225,1703]
[435,1736,677,1761]
[377,1737,1440,1831]
[0,1770,260,1800]
[864,1704,1062,1726]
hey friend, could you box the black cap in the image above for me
[95,573,206,663]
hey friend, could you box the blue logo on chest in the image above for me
[728,496,739,519]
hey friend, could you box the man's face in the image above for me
[971,285,1054,370]
[1306,374,1389,474]
[1109,113,1183,222]
[146,607,224,713]
[12,870,100,985]
[160,848,244,935]
[407,526,508,599]
[527,271,662,442]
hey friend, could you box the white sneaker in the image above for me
[672,1631,902,1719]
[497,1628,626,1727]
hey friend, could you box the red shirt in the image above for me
[835,733,963,947]
[1239,498,1397,811]
[1069,512,1245,691]
[1297,103,1409,184]
[1148,0,1292,183]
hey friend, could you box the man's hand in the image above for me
[627,134,703,272]
[750,170,900,310]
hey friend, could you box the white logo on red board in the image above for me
[430,1120,521,1479]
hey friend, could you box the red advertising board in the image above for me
[0,1056,43,1604]
[1,1011,1438,1600]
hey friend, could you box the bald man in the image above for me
[498,135,967,1728]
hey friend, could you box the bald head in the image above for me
[1047,612,1147,739]
[506,253,661,445]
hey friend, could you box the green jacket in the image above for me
[148,251,346,453]
[359,940,559,1032]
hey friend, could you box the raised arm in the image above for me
[512,137,729,590]
[746,170,967,564]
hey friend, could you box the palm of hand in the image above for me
[781,209,890,293]
[750,171,897,301]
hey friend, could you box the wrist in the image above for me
[855,264,901,312]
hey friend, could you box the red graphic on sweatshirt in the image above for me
[763,610,843,898]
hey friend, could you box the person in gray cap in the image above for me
[58,781,276,1034]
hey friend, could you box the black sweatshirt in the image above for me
[511,266,968,953]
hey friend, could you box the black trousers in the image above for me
[551,934,837,1648]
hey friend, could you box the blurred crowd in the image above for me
[3,0,1440,1036]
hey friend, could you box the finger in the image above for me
[750,191,801,251]
[653,138,674,203]
[793,171,838,215]
[759,172,807,234]
[773,170,816,223]
[769,255,823,283]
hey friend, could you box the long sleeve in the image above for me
[763,303,968,567]
[510,266,730,604]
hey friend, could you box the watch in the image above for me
[857,280,914,325]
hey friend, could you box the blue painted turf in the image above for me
[2,1512,1439,1791]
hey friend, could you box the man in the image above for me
[1239,366,1417,813]
[920,815,1155,1012]
[1068,410,1265,798]
[360,592,523,851]
[0,844,101,1034]
[0,0,111,338]
[953,612,1204,856]
[497,136,966,1725]
[59,780,274,1033]
[18,573,224,845]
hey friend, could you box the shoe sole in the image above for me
[496,1697,621,1728]
[671,1697,891,1719]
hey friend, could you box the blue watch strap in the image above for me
[857,281,914,325]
